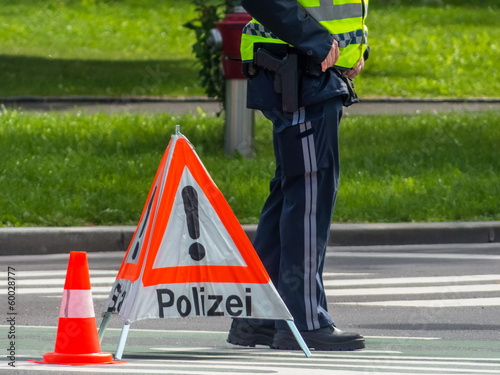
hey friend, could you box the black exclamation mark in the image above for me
[182,186,206,261]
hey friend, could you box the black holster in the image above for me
[253,47,299,113]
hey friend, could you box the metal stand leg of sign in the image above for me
[114,323,131,360]
[286,320,311,358]
[98,311,112,344]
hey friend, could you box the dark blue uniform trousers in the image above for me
[254,97,343,332]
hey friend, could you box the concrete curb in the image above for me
[1,222,499,256]
[3,96,498,117]
[2,95,500,104]
[0,95,218,103]
[327,221,499,247]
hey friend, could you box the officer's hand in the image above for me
[321,39,339,72]
[343,58,365,79]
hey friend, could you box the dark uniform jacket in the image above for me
[241,0,353,112]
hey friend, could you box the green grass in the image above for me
[0,55,200,97]
[336,112,500,222]
[0,0,196,60]
[358,0,500,98]
[1,108,499,227]
[0,0,498,98]
[0,0,204,97]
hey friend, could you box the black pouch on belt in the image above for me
[333,68,359,107]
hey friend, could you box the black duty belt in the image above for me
[249,43,359,111]
[253,43,323,77]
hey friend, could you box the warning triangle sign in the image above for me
[103,130,292,323]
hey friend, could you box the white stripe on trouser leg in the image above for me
[59,289,95,318]
[300,121,320,331]
[292,107,306,126]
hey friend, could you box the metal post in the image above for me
[213,0,255,158]
[114,323,131,360]
[286,320,312,358]
[98,311,112,344]
[225,79,255,158]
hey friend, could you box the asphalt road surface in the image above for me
[1,243,500,374]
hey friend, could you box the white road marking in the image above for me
[326,283,500,296]
[337,297,500,307]
[328,251,500,260]
[323,272,373,277]
[324,274,500,286]
[0,270,117,278]
[15,356,500,374]
[1,286,113,295]
[3,277,117,286]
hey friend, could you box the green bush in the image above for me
[184,0,226,100]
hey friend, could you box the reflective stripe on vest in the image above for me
[304,2,363,22]
[241,0,368,69]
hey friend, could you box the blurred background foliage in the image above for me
[0,0,498,98]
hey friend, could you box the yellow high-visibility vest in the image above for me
[241,0,368,69]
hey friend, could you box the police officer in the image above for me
[227,0,369,350]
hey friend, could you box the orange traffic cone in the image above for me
[35,251,115,365]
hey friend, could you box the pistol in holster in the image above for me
[253,47,299,113]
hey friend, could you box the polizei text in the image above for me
[156,287,252,318]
